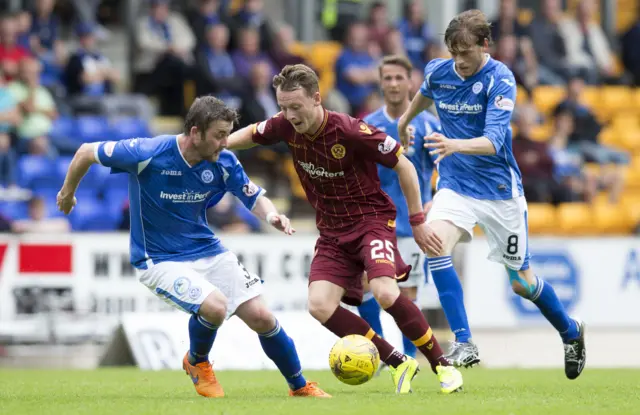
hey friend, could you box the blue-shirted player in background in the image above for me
[358,55,438,360]
[398,10,586,379]
[56,96,330,398]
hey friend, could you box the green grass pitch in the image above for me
[1,368,638,415]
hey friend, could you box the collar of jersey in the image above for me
[304,109,329,141]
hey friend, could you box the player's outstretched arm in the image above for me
[227,125,259,150]
[393,155,442,255]
[252,195,295,235]
[57,143,97,214]
[398,96,432,149]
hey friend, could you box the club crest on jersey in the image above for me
[243,181,259,197]
[104,141,116,157]
[201,169,214,183]
[472,81,483,94]
[359,123,372,135]
[331,143,346,159]
[495,95,515,111]
[378,135,397,154]
[174,277,191,296]
[188,286,202,300]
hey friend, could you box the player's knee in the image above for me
[246,304,276,333]
[370,277,400,309]
[507,268,537,299]
[199,290,228,325]
[308,293,337,323]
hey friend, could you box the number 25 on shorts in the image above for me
[370,239,395,263]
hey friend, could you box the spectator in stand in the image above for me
[513,103,578,204]
[356,90,382,120]
[490,0,539,90]
[8,57,57,147]
[231,26,276,81]
[64,23,119,98]
[367,2,391,52]
[0,74,21,134]
[11,196,70,233]
[232,0,274,53]
[134,0,195,116]
[29,0,66,86]
[0,132,16,188]
[621,15,640,86]
[383,28,406,56]
[269,23,308,70]
[238,61,279,128]
[529,0,569,85]
[187,0,234,50]
[334,22,378,114]
[195,23,244,102]
[0,15,30,81]
[558,0,616,84]
[494,35,537,93]
[15,10,31,50]
[553,73,629,166]
[397,0,437,70]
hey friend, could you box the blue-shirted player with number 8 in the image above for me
[56,96,330,398]
[398,10,586,379]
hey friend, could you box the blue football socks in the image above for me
[188,314,219,364]
[259,320,307,390]
[429,256,472,342]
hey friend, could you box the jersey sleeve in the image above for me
[484,72,517,153]
[351,119,403,169]
[94,138,153,174]
[251,113,286,145]
[419,59,442,99]
[222,152,266,210]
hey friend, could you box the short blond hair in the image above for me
[272,64,320,96]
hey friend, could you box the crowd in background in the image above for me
[0,0,639,235]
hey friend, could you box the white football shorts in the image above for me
[136,251,262,318]
[396,237,426,288]
[426,188,531,271]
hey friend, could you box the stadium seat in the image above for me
[580,86,600,110]
[621,195,640,230]
[48,116,75,141]
[309,41,342,72]
[0,200,28,220]
[516,85,528,105]
[75,115,109,143]
[529,124,552,142]
[69,196,119,231]
[600,86,634,120]
[611,114,639,131]
[532,86,565,115]
[109,117,151,141]
[17,155,56,190]
[526,203,557,235]
[623,166,640,190]
[618,129,640,153]
[556,203,594,235]
[592,201,631,234]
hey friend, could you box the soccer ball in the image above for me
[328,334,380,385]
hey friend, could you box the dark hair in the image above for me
[379,54,413,77]
[444,9,492,53]
[184,96,238,135]
[272,64,320,96]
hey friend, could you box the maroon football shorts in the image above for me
[309,220,412,306]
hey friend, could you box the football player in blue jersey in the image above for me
[398,10,586,379]
[357,55,439,360]
[56,96,330,398]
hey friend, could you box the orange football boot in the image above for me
[288,381,332,398]
[182,352,224,398]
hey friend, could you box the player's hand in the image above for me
[56,190,77,215]
[424,133,461,164]
[412,222,443,256]
[269,214,296,235]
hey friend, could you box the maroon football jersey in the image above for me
[251,110,403,232]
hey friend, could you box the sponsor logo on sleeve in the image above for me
[242,181,259,197]
[495,95,515,111]
[359,123,372,135]
[256,120,267,135]
[378,135,397,154]
[104,141,116,157]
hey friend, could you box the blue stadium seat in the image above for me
[69,196,119,231]
[75,115,109,143]
[49,116,75,141]
[18,155,56,190]
[109,117,151,141]
[0,200,28,220]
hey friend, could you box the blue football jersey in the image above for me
[94,135,264,269]
[364,107,438,238]
[420,55,523,200]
